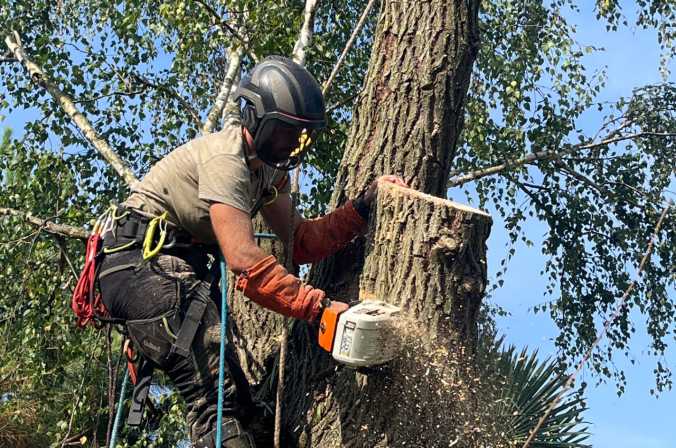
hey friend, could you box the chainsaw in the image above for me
[318,300,401,368]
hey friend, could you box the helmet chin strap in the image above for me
[242,127,262,167]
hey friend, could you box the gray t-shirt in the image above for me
[123,123,289,243]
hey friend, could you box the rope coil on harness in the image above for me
[71,210,111,327]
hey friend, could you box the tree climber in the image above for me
[97,55,406,448]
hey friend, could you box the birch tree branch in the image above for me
[4,31,139,187]
[221,71,242,126]
[322,0,378,96]
[0,207,88,240]
[448,131,676,188]
[202,46,243,134]
[292,0,320,65]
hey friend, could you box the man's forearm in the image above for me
[292,200,367,265]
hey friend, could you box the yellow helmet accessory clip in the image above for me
[290,129,312,158]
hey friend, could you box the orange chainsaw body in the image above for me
[318,304,343,352]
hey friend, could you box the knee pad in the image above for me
[194,418,256,448]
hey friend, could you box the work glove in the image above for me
[292,175,408,266]
[235,255,325,321]
[292,200,366,265]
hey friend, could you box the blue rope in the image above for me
[216,253,228,447]
[216,232,278,447]
[109,368,129,448]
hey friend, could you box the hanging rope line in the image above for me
[322,0,379,97]
[216,253,229,447]
[109,368,130,448]
[521,199,673,448]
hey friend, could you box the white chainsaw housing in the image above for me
[332,301,401,368]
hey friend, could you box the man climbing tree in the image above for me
[95,55,405,447]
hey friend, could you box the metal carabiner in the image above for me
[143,212,168,260]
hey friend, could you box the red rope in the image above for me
[71,233,108,327]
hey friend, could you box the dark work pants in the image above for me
[99,249,254,444]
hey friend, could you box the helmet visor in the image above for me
[255,117,318,170]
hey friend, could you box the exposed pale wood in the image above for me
[292,0,321,66]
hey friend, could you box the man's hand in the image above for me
[363,175,408,206]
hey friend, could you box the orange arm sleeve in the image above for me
[292,200,367,265]
[235,255,325,321]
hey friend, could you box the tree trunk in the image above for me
[233,0,488,446]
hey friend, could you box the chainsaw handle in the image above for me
[317,300,349,353]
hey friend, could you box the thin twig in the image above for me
[132,74,202,129]
[72,88,146,104]
[521,200,673,448]
[53,235,79,281]
[449,132,676,187]
[60,372,89,448]
[192,0,248,45]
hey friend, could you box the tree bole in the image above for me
[231,0,486,445]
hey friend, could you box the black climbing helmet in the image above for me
[235,56,326,170]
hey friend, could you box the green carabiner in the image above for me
[143,211,168,260]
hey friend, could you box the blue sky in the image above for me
[482,3,675,447]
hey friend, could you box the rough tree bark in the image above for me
[231,0,488,446]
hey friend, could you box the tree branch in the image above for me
[0,207,88,240]
[192,0,248,46]
[4,31,139,187]
[292,0,321,66]
[202,46,243,134]
[522,199,673,448]
[322,0,379,96]
[448,131,676,188]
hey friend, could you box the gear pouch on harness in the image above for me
[126,311,182,369]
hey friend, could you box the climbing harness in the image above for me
[82,193,284,446]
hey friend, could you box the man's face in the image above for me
[258,121,308,164]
